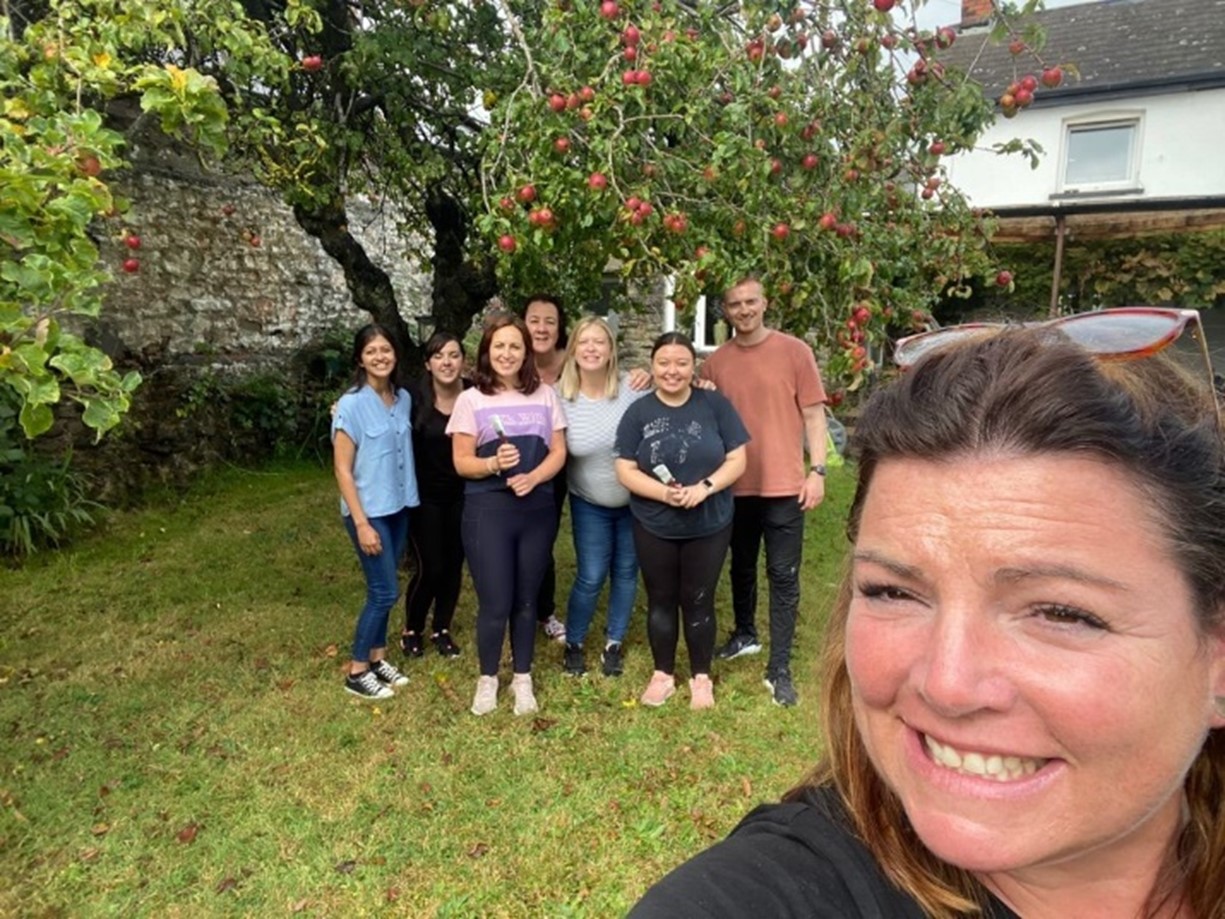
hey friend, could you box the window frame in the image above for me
[1056,113,1144,197]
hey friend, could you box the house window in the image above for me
[692,294,729,353]
[1060,118,1141,193]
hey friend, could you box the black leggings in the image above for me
[632,521,732,676]
[463,492,558,676]
[405,500,464,636]
[535,471,568,622]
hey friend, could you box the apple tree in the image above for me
[1,0,287,437]
[202,0,527,360]
[480,0,1045,390]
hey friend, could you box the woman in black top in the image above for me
[400,331,470,659]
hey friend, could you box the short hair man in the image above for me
[698,277,827,706]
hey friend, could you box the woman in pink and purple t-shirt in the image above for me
[447,314,567,718]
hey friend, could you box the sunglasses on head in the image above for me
[894,307,1222,429]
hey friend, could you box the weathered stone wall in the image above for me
[89,166,431,367]
[49,163,434,502]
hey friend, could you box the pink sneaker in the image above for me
[640,671,676,707]
[689,674,715,710]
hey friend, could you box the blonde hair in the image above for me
[557,316,620,401]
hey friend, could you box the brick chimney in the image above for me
[961,0,993,26]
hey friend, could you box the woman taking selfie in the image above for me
[401,331,470,660]
[616,332,748,711]
[448,314,567,717]
[331,324,418,700]
[632,309,1225,917]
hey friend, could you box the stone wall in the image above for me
[89,167,431,367]
[50,163,434,502]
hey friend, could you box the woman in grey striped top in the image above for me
[556,316,650,678]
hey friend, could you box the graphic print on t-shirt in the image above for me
[643,417,704,469]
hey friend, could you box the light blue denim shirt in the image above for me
[331,384,419,519]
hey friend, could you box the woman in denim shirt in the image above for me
[331,324,420,700]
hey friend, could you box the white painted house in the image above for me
[940,0,1225,356]
[943,0,1225,217]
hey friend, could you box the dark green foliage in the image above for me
[0,391,100,559]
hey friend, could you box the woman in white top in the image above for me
[556,316,650,678]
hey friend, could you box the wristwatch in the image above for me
[702,478,715,491]
[810,465,827,477]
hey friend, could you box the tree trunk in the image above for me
[425,185,499,339]
[292,198,419,365]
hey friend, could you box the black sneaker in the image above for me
[563,643,586,676]
[370,659,409,688]
[432,630,461,658]
[715,631,762,660]
[345,669,394,700]
[601,642,624,677]
[763,670,798,707]
[400,631,424,658]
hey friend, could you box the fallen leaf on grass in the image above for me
[323,644,339,658]
[530,717,557,733]
[80,847,101,862]
[277,679,296,691]
[91,822,110,837]
[435,675,461,705]
[334,859,356,874]
[215,876,238,894]
[467,842,489,858]
[741,776,753,798]
[386,887,400,903]
[290,898,309,913]
[176,823,199,844]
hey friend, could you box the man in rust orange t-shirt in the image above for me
[699,277,827,707]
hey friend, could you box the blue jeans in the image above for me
[343,508,409,662]
[565,495,638,647]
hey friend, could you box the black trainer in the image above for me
[601,642,624,677]
[345,669,394,700]
[716,631,762,660]
[370,659,409,688]
[763,670,798,707]
[400,631,424,658]
[432,630,461,657]
[563,643,587,676]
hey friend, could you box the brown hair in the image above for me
[472,314,540,395]
[789,328,1225,918]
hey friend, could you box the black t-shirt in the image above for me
[629,786,1019,919]
[410,378,467,505]
[615,389,749,539]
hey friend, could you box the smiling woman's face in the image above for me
[525,300,561,355]
[845,453,1225,891]
[487,324,526,388]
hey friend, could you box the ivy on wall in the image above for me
[978,228,1225,316]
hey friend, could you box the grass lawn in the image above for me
[0,461,853,917]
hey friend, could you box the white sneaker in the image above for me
[542,615,567,644]
[511,673,538,716]
[471,675,498,716]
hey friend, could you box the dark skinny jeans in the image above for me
[632,520,732,676]
[464,490,558,676]
[404,500,465,637]
[728,496,805,675]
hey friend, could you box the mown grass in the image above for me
[0,461,854,917]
